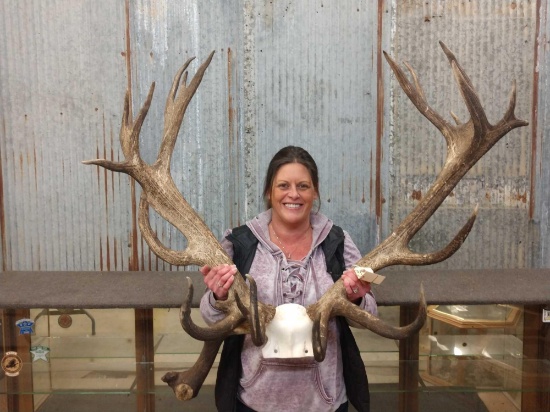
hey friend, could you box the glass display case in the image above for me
[0,308,218,411]
[1,305,548,412]
[421,304,525,409]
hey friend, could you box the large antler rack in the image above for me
[83,42,528,402]
[306,41,529,361]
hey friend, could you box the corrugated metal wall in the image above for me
[0,0,547,273]
[534,0,550,267]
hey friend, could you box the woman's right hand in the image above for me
[200,264,237,301]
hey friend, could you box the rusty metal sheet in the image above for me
[0,0,543,273]
[0,0,129,271]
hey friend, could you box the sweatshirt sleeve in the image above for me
[199,229,235,325]
[343,230,378,317]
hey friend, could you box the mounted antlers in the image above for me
[84,42,528,401]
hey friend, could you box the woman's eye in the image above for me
[278,183,289,189]
[298,184,310,190]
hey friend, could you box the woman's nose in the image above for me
[288,185,299,197]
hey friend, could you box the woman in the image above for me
[200,146,377,412]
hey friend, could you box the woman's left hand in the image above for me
[341,268,371,302]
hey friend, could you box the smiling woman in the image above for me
[268,162,317,260]
[199,146,377,412]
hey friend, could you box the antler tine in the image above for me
[337,285,427,339]
[180,277,246,340]
[403,61,426,102]
[234,275,267,346]
[158,51,216,173]
[505,80,519,119]
[123,82,156,163]
[501,80,529,129]
[383,51,450,138]
[311,285,427,361]
[167,57,196,104]
[441,46,490,137]
[81,83,155,174]
[311,311,331,362]
[394,205,478,266]
[137,192,232,268]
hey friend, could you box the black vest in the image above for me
[215,224,370,412]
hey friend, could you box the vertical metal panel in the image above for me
[389,0,536,269]
[533,0,550,267]
[0,0,129,271]
[250,0,381,253]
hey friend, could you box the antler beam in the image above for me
[307,41,529,361]
[84,52,276,400]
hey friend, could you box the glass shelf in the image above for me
[427,305,521,329]
[1,360,548,396]
[422,334,523,359]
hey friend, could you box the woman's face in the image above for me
[268,163,318,228]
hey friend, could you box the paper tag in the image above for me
[353,266,385,285]
[543,308,550,323]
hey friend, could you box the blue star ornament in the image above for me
[15,318,34,335]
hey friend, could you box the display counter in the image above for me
[1,269,549,412]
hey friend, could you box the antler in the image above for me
[307,41,529,361]
[83,52,275,400]
[83,42,528,401]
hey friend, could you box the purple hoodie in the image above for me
[200,210,377,412]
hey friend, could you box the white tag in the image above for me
[353,266,385,284]
[543,308,550,323]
